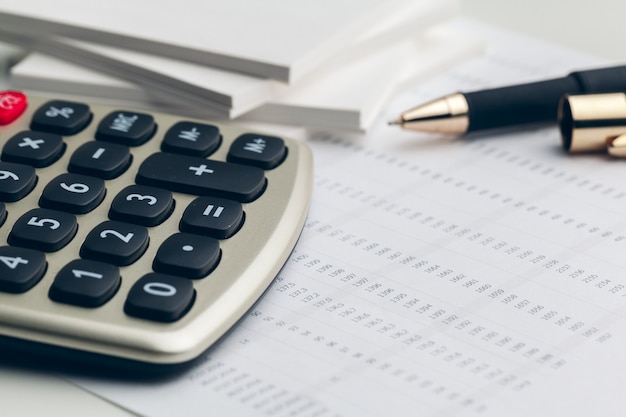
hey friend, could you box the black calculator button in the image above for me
[180,196,243,239]
[30,100,92,135]
[2,130,65,168]
[68,141,132,179]
[39,173,106,214]
[49,259,120,307]
[80,221,149,266]
[0,162,37,202]
[8,208,77,252]
[0,246,46,293]
[153,233,220,279]
[161,121,221,156]
[125,273,195,322]
[96,111,156,146]
[109,185,174,226]
[136,152,266,202]
[227,133,286,169]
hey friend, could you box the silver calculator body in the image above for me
[0,92,313,370]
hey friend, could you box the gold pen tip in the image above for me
[388,93,470,134]
[388,118,403,126]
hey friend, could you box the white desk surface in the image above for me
[1,1,624,415]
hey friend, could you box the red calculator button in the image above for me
[0,91,28,125]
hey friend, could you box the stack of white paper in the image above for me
[0,0,482,130]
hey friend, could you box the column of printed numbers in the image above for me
[283,250,565,389]
[303,218,615,344]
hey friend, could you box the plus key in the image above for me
[136,152,266,202]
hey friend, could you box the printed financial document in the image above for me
[70,20,624,417]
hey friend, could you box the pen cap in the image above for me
[559,92,626,153]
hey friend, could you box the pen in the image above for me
[389,64,626,135]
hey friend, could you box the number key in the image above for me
[80,221,149,266]
[0,246,47,293]
[125,273,195,322]
[39,173,106,214]
[49,259,120,307]
[8,208,77,252]
[0,162,37,202]
[109,185,174,226]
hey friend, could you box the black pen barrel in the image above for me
[465,65,626,133]
[570,65,626,91]
[464,77,581,132]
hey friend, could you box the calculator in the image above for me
[0,91,313,372]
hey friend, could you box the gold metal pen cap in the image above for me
[559,92,626,153]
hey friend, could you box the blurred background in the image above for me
[462,0,626,61]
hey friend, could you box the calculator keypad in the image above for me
[0,92,313,367]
